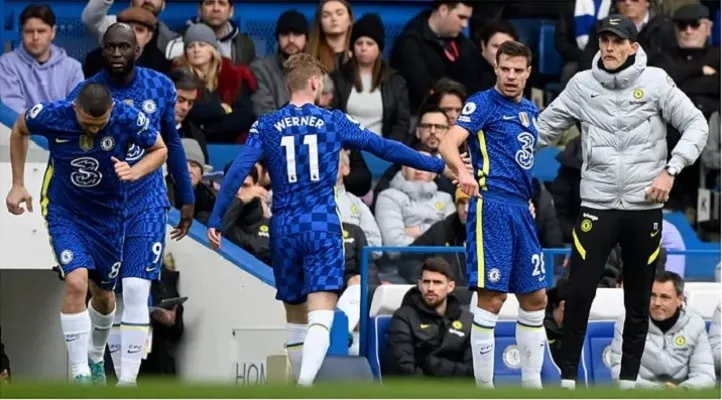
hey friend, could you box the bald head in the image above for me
[103,22,138,46]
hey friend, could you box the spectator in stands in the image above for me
[702,112,720,179]
[579,0,677,70]
[548,136,582,243]
[170,67,207,162]
[139,252,185,377]
[0,4,83,113]
[419,78,467,126]
[609,271,716,389]
[554,1,594,84]
[318,74,335,109]
[531,178,565,250]
[0,325,9,384]
[308,0,354,73]
[474,20,518,90]
[710,303,720,376]
[165,0,255,66]
[391,1,483,113]
[167,138,216,224]
[83,7,171,77]
[373,108,456,202]
[82,0,175,53]
[336,150,383,252]
[375,146,455,248]
[544,277,569,367]
[221,165,271,264]
[384,257,473,377]
[331,13,411,143]
[173,24,256,143]
[250,10,309,118]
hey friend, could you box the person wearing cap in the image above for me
[172,23,257,143]
[167,138,216,224]
[330,13,411,144]
[250,10,309,118]
[536,13,709,390]
[83,6,171,77]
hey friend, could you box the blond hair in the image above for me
[284,53,329,93]
[173,46,222,92]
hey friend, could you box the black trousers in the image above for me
[559,206,662,381]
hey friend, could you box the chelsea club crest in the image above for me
[142,100,157,114]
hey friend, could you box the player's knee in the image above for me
[63,270,88,300]
[477,289,506,314]
[518,289,547,311]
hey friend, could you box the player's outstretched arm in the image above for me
[6,113,34,215]
[439,125,478,197]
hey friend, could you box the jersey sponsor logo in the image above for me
[70,157,103,188]
[142,100,157,114]
[101,136,115,151]
[28,103,44,119]
[60,250,74,265]
[515,132,535,170]
[487,268,501,283]
[79,135,93,152]
[461,102,476,115]
[502,345,521,369]
[580,219,593,232]
[126,144,145,162]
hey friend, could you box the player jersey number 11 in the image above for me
[281,135,320,183]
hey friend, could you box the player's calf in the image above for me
[471,289,506,389]
[284,303,308,382]
[60,269,92,380]
[516,289,548,389]
[297,292,338,387]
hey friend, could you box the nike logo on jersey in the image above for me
[145,266,157,272]
[650,230,660,237]
[502,115,515,120]
[55,138,70,143]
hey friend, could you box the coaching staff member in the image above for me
[535,14,708,390]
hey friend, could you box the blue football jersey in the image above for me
[24,100,158,219]
[208,103,445,236]
[456,89,540,201]
[68,68,190,214]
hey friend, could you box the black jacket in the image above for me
[178,120,209,164]
[167,177,216,225]
[83,45,171,78]
[331,64,411,144]
[532,178,564,249]
[384,287,473,377]
[140,268,184,376]
[344,149,373,198]
[390,10,486,112]
[555,2,584,65]
[548,137,582,243]
[221,198,270,265]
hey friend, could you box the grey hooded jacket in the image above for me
[537,47,708,210]
[610,307,716,389]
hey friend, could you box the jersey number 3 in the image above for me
[70,157,102,188]
[281,135,320,183]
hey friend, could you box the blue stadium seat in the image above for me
[328,310,350,356]
[537,23,562,76]
[508,19,547,53]
[366,315,392,379]
[584,320,616,385]
[207,144,243,173]
[363,151,393,180]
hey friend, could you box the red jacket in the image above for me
[218,57,257,105]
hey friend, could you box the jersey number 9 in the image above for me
[281,135,320,183]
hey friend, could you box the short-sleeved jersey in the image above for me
[25,100,158,219]
[68,68,176,213]
[456,88,540,202]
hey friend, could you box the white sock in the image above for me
[336,284,361,333]
[60,310,92,378]
[471,306,497,389]
[561,379,576,389]
[88,301,115,363]
[285,323,307,382]
[297,310,334,387]
[619,379,636,390]
[108,297,124,379]
[349,331,360,356]
[516,308,546,389]
[119,278,151,385]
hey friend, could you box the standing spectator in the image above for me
[390,1,483,113]
[336,151,383,252]
[554,1,604,84]
[173,24,257,143]
[0,326,9,384]
[474,20,518,90]
[82,0,175,53]
[83,7,171,77]
[710,303,720,376]
[384,258,473,378]
[170,67,207,162]
[0,4,83,113]
[609,271,716,389]
[165,0,256,66]
[308,0,354,73]
[331,14,411,143]
[250,10,309,118]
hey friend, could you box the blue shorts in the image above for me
[466,194,545,294]
[270,231,344,304]
[46,209,123,291]
[121,207,167,282]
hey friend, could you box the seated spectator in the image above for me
[139,252,185,377]
[373,108,456,202]
[336,150,382,251]
[609,271,716,389]
[83,7,171,77]
[250,10,308,118]
[82,0,175,53]
[167,138,216,223]
[421,77,467,126]
[711,303,720,376]
[318,73,335,109]
[544,277,569,367]
[170,67,207,162]
[375,147,455,248]
[308,0,353,73]
[474,20,518,90]
[0,325,9,384]
[331,13,410,143]
[384,257,473,377]
[548,136,582,243]
[0,4,83,113]
[173,24,256,143]
[221,165,271,264]
[390,1,483,113]
[165,0,255,66]
[531,178,564,249]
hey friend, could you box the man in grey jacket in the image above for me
[536,14,709,390]
[609,271,716,389]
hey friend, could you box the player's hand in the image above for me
[646,170,675,203]
[111,157,136,182]
[171,204,194,240]
[456,169,480,197]
[238,185,269,205]
[207,227,222,250]
[529,200,536,219]
[702,65,717,75]
[6,185,33,215]
[151,306,177,327]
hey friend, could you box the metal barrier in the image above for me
[357,246,720,357]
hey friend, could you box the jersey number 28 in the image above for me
[281,135,320,183]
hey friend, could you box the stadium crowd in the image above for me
[0,0,720,386]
